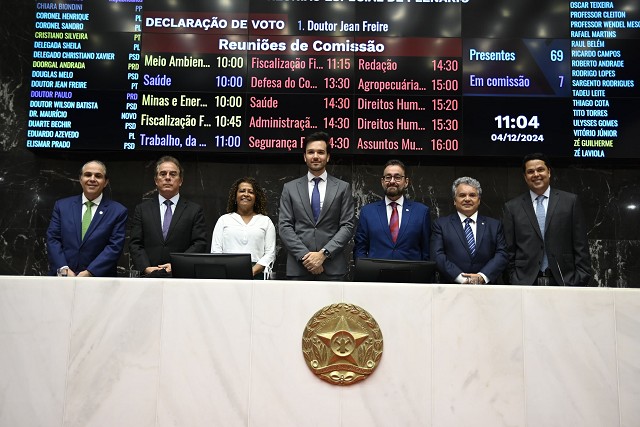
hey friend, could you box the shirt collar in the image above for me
[529,186,551,203]
[457,211,479,223]
[159,193,180,206]
[385,195,405,207]
[307,171,328,182]
[82,193,103,206]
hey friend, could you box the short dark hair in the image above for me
[226,177,268,215]
[383,159,407,176]
[155,155,184,177]
[303,131,331,155]
[80,160,108,180]
[522,153,550,172]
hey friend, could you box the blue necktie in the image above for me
[311,177,321,223]
[464,217,476,256]
[536,195,549,272]
[162,200,173,239]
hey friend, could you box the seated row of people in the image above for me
[46,131,592,286]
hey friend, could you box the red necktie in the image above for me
[389,201,399,243]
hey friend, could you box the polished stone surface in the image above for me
[2,277,640,427]
[1,1,639,286]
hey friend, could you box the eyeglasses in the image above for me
[382,175,405,182]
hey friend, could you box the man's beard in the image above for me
[385,185,404,198]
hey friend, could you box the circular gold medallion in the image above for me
[302,303,383,385]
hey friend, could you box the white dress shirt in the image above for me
[307,171,328,209]
[211,213,276,268]
[454,211,489,284]
[385,195,405,225]
[159,194,180,229]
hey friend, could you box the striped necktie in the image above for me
[464,217,476,256]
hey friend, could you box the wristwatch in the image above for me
[321,248,331,258]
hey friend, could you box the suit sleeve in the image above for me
[502,203,517,284]
[210,216,224,253]
[278,182,310,260]
[129,203,151,271]
[421,206,431,261]
[85,206,128,277]
[431,219,462,282]
[569,196,593,286]
[323,182,356,256]
[353,208,370,259]
[257,218,277,268]
[46,201,68,274]
[183,205,208,253]
[478,221,509,283]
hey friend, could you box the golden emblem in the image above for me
[302,303,383,385]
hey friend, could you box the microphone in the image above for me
[551,255,566,286]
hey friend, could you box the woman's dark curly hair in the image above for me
[226,177,268,215]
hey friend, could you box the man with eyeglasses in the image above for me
[129,155,207,277]
[431,177,508,284]
[354,159,431,261]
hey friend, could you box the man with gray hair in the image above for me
[431,177,508,284]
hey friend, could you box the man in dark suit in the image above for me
[354,159,430,261]
[47,160,128,277]
[431,177,508,284]
[279,131,356,280]
[503,153,592,286]
[129,156,207,276]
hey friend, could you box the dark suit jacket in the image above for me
[503,188,592,286]
[354,199,430,261]
[431,213,508,283]
[129,196,208,271]
[46,195,128,276]
[278,174,356,277]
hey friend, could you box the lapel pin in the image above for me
[99,211,104,215]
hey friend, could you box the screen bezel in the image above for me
[353,258,436,284]
[170,253,253,279]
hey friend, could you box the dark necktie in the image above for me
[162,199,173,239]
[81,200,94,240]
[536,195,549,271]
[389,201,399,243]
[464,217,476,256]
[311,177,321,223]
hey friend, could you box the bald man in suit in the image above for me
[431,177,508,284]
[47,160,127,277]
[129,156,207,276]
[503,153,592,286]
[279,131,356,280]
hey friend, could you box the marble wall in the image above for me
[2,277,640,426]
[1,2,638,286]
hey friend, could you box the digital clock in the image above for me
[494,115,540,129]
